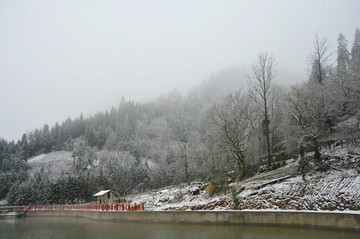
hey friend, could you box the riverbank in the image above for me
[24,210,360,232]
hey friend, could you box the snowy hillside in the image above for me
[27,151,74,180]
[129,146,360,211]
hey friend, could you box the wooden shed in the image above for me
[93,190,117,205]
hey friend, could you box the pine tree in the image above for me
[334,33,354,111]
[337,33,350,76]
[42,124,53,153]
[350,28,360,78]
[51,122,61,151]
[20,134,29,160]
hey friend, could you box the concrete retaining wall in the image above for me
[25,210,360,232]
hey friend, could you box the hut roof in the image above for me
[93,190,111,197]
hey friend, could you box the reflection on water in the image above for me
[0,217,359,239]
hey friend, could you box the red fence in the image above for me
[0,206,28,212]
[24,203,145,212]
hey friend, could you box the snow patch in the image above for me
[128,146,360,212]
[27,151,74,181]
[28,154,46,162]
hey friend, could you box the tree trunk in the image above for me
[235,152,246,179]
[313,138,321,162]
[184,159,190,186]
[182,143,190,186]
[250,52,276,169]
[240,163,246,179]
[265,115,271,169]
[236,159,242,173]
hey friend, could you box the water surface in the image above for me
[0,217,358,239]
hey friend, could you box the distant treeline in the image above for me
[1,28,360,205]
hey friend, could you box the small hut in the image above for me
[93,190,117,205]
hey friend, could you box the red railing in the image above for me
[0,206,28,212]
[25,203,145,212]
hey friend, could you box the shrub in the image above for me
[231,188,240,210]
[205,184,215,198]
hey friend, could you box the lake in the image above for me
[0,217,359,239]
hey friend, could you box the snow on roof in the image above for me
[93,190,111,197]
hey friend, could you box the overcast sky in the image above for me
[0,0,359,141]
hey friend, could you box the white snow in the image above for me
[27,151,74,181]
[28,154,46,162]
[0,199,8,206]
[240,209,360,215]
[128,146,360,212]
[25,145,360,212]
[93,190,111,197]
[128,183,232,211]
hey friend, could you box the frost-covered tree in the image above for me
[72,137,96,170]
[20,133,29,160]
[249,52,277,168]
[350,28,360,78]
[331,33,353,116]
[205,91,256,178]
[50,122,61,151]
[104,130,118,150]
[168,110,194,185]
[285,82,336,164]
[42,124,53,153]
[308,34,332,84]
[337,33,350,77]
[201,128,229,181]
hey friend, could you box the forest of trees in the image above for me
[1,28,360,205]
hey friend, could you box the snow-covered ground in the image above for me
[129,183,232,211]
[27,151,74,181]
[25,145,359,212]
[129,145,360,211]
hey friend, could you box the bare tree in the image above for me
[249,52,277,169]
[168,108,195,186]
[285,82,332,163]
[205,91,256,178]
[308,34,332,84]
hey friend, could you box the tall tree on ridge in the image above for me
[20,134,29,160]
[337,33,350,77]
[351,28,360,79]
[249,52,277,169]
[335,33,352,114]
[308,34,332,84]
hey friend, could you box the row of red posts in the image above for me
[27,203,145,211]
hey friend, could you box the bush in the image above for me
[231,188,240,210]
[205,184,215,198]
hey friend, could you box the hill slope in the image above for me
[129,146,360,211]
[27,151,73,181]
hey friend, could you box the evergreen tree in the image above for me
[20,134,29,160]
[333,33,357,117]
[0,138,9,169]
[350,28,360,78]
[51,122,61,151]
[72,137,95,170]
[42,124,53,153]
[337,33,350,76]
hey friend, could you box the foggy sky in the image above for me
[1,0,359,141]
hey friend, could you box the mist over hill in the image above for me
[1,28,360,207]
